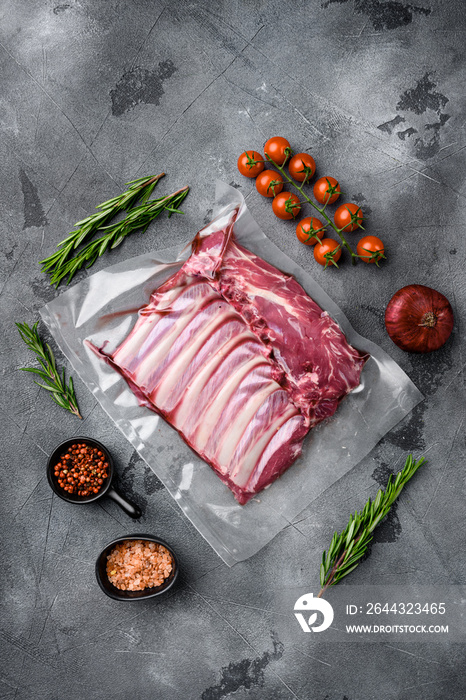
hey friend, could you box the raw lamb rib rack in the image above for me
[89,211,368,504]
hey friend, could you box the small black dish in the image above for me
[47,436,141,519]
[95,534,178,601]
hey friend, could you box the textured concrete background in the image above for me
[1,1,465,698]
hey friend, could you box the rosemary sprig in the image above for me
[16,321,81,419]
[40,174,165,277]
[45,185,189,286]
[318,455,425,598]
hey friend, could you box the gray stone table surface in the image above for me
[1,1,465,698]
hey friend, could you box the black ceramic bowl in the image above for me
[47,436,141,518]
[95,534,179,601]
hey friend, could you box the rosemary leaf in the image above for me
[16,321,81,419]
[318,454,425,598]
[39,173,165,280]
[48,185,189,287]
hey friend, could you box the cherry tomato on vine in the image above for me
[288,153,316,183]
[314,238,342,268]
[357,235,385,265]
[272,191,301,220]
[237,150,264,178]
[255,170,284,198]
[313,176,341,205]
[264,137,292,166]
[334,203,363,232]
[295,217,325,245]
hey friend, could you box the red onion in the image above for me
[385,284,454,353]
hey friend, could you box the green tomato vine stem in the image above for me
[265,155,359,265]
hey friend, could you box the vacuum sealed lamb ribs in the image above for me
[88,209,368,504]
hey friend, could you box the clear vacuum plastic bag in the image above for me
[41,182,423,565]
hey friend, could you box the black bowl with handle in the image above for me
[47,436,141,519]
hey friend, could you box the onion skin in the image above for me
[385,284,454,353]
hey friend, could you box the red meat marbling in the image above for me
[88,215,368,504]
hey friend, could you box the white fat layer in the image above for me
[229,404,298,488]
[215,382,279,467]
[133,289,218,384]
[175,338,262,434]
[113,313,160,366]
[194,356,268,452]
[153,307,237,407]
[246,415,303,491]
[113,277,195,366]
